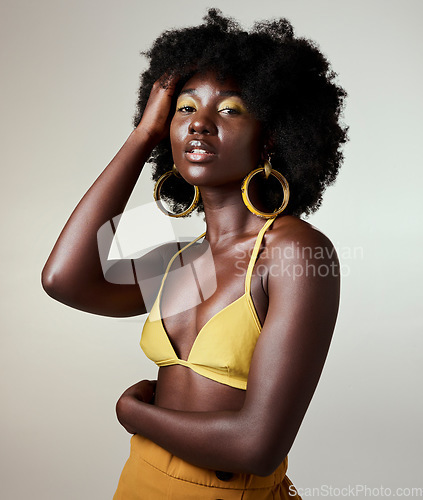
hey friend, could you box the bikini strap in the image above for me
[157,232,206,296]
[245,216,277,295]
[158,216,276,297]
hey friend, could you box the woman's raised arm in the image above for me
[42,77,178,317]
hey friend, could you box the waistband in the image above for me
[130,434,288,490]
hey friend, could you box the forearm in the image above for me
[42,128,155,297]
[116,396,260,474]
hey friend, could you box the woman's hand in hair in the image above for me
[137,74,180,145]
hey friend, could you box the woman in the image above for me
[42,9,347,499]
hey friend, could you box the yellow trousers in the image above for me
[113,434,302,499]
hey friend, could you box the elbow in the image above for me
[41,265,74,304]
[244,454,287,478]
[41,266,57,296]
[240,436,289,477]
[41,265,64,299]
[244,455,283,478]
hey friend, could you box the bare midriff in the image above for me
[154,365,246,411]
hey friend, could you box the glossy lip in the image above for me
[184,139,217,163]
[185,151,215,163]
[185,139,217,155]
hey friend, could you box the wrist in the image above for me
[132,123,163,150]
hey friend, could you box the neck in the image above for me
[200,182,268,245]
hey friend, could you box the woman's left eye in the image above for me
[218,107,239,115]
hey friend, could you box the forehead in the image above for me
[179,71,242,98]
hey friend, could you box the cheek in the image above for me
[228,125,262,162]
[169,117,185,151]
[247,127,263,154]
[169,118,177,146]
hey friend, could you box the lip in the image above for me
[185,140,217,155]
[184,140,217,163]
[185,151,215,163]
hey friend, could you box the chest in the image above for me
[159,243,269,361]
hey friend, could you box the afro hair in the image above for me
[134,8,348,217]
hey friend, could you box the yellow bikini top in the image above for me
[140,216,276,390]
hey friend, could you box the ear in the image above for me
[261,132,276,161]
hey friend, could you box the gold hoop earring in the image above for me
[241,159,290,219]
[154,164,200,218]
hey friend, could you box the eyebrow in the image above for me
[178,89,242,98]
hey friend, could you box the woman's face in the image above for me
[170,71,263,188]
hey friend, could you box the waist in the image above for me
[155,365,246,411]
[129,434,288,490]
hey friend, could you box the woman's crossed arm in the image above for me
[116,223,340,476]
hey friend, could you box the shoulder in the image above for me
[262,215,340,298]
[267,215,338,266]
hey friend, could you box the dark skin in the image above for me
[42,71,340,477]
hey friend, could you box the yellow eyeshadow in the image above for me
[175,96,248,113]
[218,100,247,113]
[176,97,197,109]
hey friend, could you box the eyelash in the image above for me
[219,106,239,115]
[176,105,196,113]
[176,105,240,115]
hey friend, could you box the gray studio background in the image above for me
[1,0,422,498]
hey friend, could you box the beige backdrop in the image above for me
[1,0,422,498]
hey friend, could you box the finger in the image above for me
[158,72,181,94]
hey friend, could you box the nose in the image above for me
[189,110,218,135]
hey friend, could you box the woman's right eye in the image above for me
[176,105,196,113]
[175,98,197,113]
